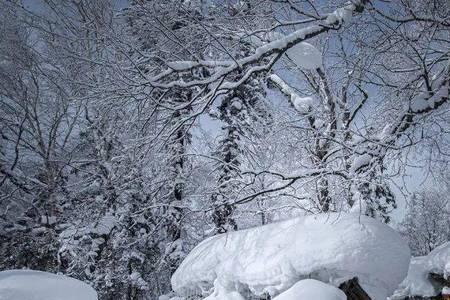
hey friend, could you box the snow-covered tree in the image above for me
[400,191,450,256]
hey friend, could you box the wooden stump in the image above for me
[339,277,372,300]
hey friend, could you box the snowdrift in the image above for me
[171,213,411,300]
[391,241,450,299]
[0,270,98,300]
[272,279,346,300]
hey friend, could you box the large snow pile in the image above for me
[273,279,346,300]
[390,241,450,299]
[0,270,98,300]
[171,213,411,300]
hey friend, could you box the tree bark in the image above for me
[339,277,371,300]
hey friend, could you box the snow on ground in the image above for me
[273,279,346,300]
[203,279,246,300]
[0,270,98,300]
[171,213,411,300]
[390,241,450,299]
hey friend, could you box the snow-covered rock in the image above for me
[391,241,450,299]
[171,213,411,300]
[286,42,322,70]
[0,270,98,300]
[273,279,346,300]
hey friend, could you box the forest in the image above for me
[0,0,449,299]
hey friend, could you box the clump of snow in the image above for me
[285,42,322,70]
[326,4,355,25]
[167,61,197,71]
[390,241,450,299]
[0,270,98,300]
[273,279,346,300]
[171,213,410,300]
[292,95,314,113]
[203,279,246,300]
[268,74,314,114]
[92,214,116,235]
[350,153,372,173]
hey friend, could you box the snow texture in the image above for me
[350,153,372,173]
[171,213,411,300]
[391,241,450,299]
[203,279,246,300]
[272,279,347,300]
[286,42,322,70]
[0,270,98,300]
[326,5,354,25]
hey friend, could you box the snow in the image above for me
[443,286,450,295]
[0,270,98,300]
[244,31,322,69]
[171,213,411,300]
[390,241,450,299]
[292,95,314,113]
[268,74,314,114]
[231,100,243,110]
[60,213,116,238]
[92,214,116,235]
[410,96,430,112]
[286,42,322,70]
[167,61,197,71]
[203,279,246,300]
[272,279,346,300]
[326,5,354,25]
[350,153,372,173]
[410,76,449,113]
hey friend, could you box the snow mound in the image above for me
[171,213,410,300]
[273,279,346,300]
[203,279,246,300]
[391,241,450,299]
[0,270,98,300]
[286,42,322,70]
